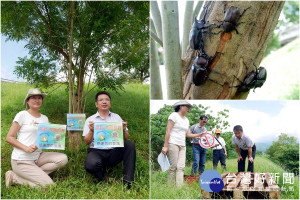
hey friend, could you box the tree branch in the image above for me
[150,31,163,47]
[83,42,148,99]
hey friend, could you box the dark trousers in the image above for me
[85,140,136,182]
[213,149,226,170]
[191,144,206,175]
[238,144,256,172]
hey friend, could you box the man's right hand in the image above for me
[88,121,94,132]
[161,146,168,155]
[237,155,243,162]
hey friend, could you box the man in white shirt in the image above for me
[232,125,256,172]
[211,129,227,170]
[83,91,136,189]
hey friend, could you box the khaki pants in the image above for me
[11,152,68,187]
[167,143,186,187]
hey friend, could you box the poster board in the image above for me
[93,122,124,148]
[37,123,66,150]
[67,114,86,131]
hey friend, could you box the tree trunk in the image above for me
[150,37,163,99]
[68,2,82,150]
[181,1,194,58]
[161,1,183,99]
[182,1,284,99]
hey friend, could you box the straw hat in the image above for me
[173,100,193,109]
[23,88,47,108]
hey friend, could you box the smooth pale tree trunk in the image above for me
[68,2,82,150]
[150,38,163,99]
[151,1,163,41]
[150,18,163,99]
[161,1,182,99]
[182,1,284,99]
[181,1,194,58]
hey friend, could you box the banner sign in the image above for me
[37,123,66,150]
[93,122,124,148]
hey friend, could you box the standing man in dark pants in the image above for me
[211,129,227,171]
[232,125,256,172]
[190,115,208,175]
[83,91,136,189]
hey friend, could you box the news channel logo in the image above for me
[200,169,224,192]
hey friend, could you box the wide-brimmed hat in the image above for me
[173,100,193,109]
[23,88,47,108]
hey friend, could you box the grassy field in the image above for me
[1,82,149,199]
[151,156,299,199]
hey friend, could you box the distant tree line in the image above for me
[266,133,299,175]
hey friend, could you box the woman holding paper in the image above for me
[161,101,207,187]
[5,88,68,188]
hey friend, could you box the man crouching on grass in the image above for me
[232,125,256,172]
[83,91,136,189]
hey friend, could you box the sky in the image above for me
[150,100,300,143]
[1,35,27,81]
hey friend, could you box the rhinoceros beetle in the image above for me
[189,6,218,54]
[232,60,267,92]
[217,3,250,34]
[191,52,221,86]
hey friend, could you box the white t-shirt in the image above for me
[11,111,49,160]
[168,112,190,146]
[212,136,226,150]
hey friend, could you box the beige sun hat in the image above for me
[23,88,47,108]
[173,100,193,109]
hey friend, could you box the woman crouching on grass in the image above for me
[161,101,207,187]
[5,88,68,187]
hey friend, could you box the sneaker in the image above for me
[5,171,14,188]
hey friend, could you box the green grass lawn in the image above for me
[151,156,299,199]
[1,82,149,199]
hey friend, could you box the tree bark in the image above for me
[182,1,284,99]
[161,1,182,99]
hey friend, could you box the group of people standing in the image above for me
[162,101,256,186]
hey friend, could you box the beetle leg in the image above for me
[208,78,224,86]
[234,27,239,34]
[251,59,259,72]
[240,6,251,18]
[203,23,217,29]
[232,75,243,84]
[203,30,222,35]
[223,3,227,14]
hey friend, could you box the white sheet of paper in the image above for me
[157,152,170,172]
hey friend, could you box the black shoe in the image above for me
[123,180,133,191]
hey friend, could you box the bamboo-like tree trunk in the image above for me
[182,1,284,99]
[161,1,182,99]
